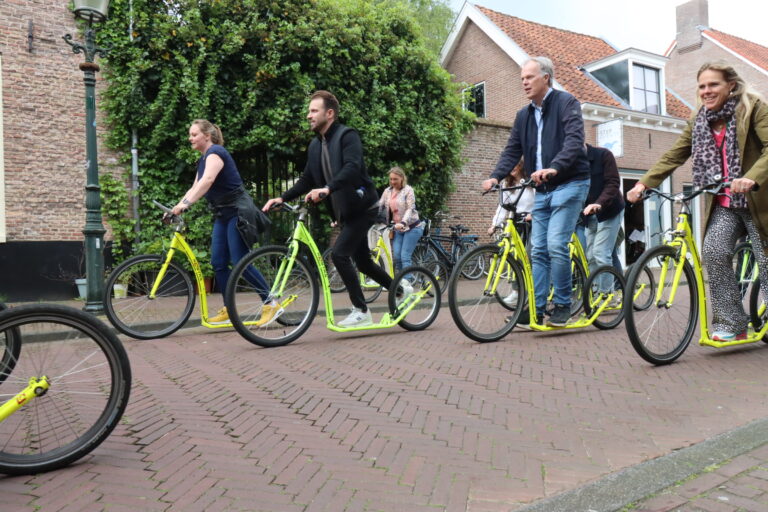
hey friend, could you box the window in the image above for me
[591,61,629,103]
[633,64,661,114]
[463,82,485,118]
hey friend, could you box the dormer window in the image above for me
[591,61,630,103]
[583,48,668,116]
[633,64,661,114]
[463,82,486,118]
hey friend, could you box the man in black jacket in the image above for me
[263,91,392,327]
[582,144,625,294]
[482,57,590,327]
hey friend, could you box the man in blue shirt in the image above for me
[482,57,590,327]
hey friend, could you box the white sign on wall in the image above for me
[596,119,623,158]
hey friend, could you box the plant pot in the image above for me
[193,277,214,294]
[113,283,128,299]
[75,278,87,299]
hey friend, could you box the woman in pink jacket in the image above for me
[378,167,424,278]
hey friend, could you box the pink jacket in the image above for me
[378,185,421,230]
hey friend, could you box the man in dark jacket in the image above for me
[582,144,625,294]
[263,90,392,327]
[482,57,590,327]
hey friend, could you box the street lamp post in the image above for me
[63,0,111,313]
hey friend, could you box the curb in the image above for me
[516,416,768,512]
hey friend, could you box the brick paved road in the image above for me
[2,303,768,511]
[631,442,768,512]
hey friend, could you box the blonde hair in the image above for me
[696,61,764,132]
[389,166,407,186]
[192,119,224,145]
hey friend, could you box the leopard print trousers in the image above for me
[702,205,768,333]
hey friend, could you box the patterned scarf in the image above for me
[692,96,745,209]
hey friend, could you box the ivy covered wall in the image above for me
[99,0,473,259]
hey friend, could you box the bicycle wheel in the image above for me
[748,280,768,343]
[626,262,656,311]
[388,266,441,331]
[569,257,588,316]
[583,266,626,330]
[0,303,21,385]
[449,245,525,342]
[412,244,448,295]
[0,304,131,475]
[104,254,195,340]
[322,248,346,293]
[624,245,698,365]
[733,242,757,301]
[458,242,485,279]
[227,246,319,348]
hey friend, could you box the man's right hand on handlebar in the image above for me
[262,197,284,212]
[482,178,499,192]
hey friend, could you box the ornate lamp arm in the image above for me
[63,28,109,65]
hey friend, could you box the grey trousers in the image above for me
[702,206,768,333]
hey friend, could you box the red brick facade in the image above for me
[665,38,768,108]
[445,22,526,124]
[441,8,696,253]
[1,0,121,243]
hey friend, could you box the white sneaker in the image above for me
[503,289,518,305]
[338,307,373,327]
[399,281,414,298]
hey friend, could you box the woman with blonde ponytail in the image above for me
[172,120,280,327]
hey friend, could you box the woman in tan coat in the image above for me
[627,61,768,341]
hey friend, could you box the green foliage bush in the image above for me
[98,0,473,254]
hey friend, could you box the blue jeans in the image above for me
[530,179,590,311]
[392,223,424,278]
[584,211,623,291]
[212,216,269,301]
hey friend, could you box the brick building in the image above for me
[0,0,121,300]
[665,0,768,105]
[440,2,696,266]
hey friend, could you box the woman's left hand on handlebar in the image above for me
[731,177,756,194]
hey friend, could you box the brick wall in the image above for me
[1,0,123,243]
[444,22,525,123]
[666,39,768,107]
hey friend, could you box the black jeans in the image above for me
[331,207,393,310]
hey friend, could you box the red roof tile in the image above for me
[703,29,768,72]
[476,5,691,119]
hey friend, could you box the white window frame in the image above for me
[630,63,663,116]
[462,81,486,119]
[583,49,668,116]
[620,170,672,267]
[0,53,5,243]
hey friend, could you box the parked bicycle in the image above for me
[624,179,768,365]
[448,181,625,342]
[412,212,483,293]
[104,200,254,339]
[0,303,131,475]
[224,201,441,347]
